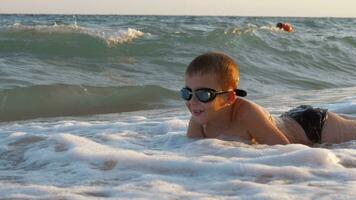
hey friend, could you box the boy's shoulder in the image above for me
[233,98,269,121]
[234,98,260,111]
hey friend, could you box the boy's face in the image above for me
[184,73,231,124]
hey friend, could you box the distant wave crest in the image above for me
[105,28,145,47]
[5,23,146,48]
[224,24,284,36]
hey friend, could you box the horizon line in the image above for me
[0,12,355,19]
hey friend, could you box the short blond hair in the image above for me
[185,52,239,89]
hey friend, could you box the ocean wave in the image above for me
[0,23,146,56]
[223,24,283,36]
[9,23,145,47]
[0,84,180,122]
[224,26,255,36]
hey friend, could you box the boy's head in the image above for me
[185,52,239,90]
[183,52,240,125]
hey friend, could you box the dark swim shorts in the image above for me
[281,105,328,144]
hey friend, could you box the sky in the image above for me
[0,0,355,18]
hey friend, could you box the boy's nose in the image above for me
[189,94,200,105]
[186,95,199,105]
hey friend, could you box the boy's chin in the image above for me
[191,116,208,125]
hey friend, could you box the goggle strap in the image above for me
[235,89,247,97]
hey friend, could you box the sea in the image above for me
[1,14,356,199]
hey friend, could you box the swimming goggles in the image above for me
[180,87,247,103]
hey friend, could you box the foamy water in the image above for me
[1,107,356,199]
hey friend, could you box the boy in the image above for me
[180,52,356,145]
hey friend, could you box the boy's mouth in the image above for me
[192,109,204,116]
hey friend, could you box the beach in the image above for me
[1,15,356,199]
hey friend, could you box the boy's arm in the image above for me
[186,117,205,138]
[243,104,290,145]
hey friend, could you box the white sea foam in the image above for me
[104,28,145,47]
[8,23,145,47]
[322,96,356,114]
[224,24,284,36]
[1,108,356,199]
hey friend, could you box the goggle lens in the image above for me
[180,88,216,103]
[180,88,192,101]
[195,90,213,102]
